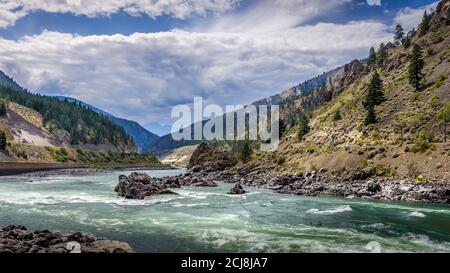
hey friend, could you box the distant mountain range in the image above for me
[143,122,172,137]
[146,60,364,155]
[54,96,159,152]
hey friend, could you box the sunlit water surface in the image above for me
[0,169,449,253]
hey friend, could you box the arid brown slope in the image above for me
[247,0,450,182]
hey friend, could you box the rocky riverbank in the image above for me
[207,170,450,203]
[20,165,177,178]
[115,168,450,203]
[0,225,134,253]
[22,168,107,177]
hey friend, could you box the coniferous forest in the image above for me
[0,84,133,146]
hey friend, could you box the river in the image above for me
[0,169,449,253]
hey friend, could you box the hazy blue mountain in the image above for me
[54,96,159,152]
[144,122,172,137]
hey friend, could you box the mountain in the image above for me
[147,54,365,156]
[108,117,159,152]
[154,0,450,181]
[53,96,113,118]
[0,71,22,91]
[0,72,134,150]
[0,71,164,165]
[253,60,364,107]
[54,96,159,152]
[144,122,172,137]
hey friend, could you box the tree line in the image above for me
[0,85,133,146]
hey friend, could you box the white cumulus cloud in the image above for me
[394,1,439,31]
[0,0,241,28]
[193,0,352,33]
[0,21,391,124]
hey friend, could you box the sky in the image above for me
[0,0,440,133]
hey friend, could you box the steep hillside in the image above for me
[111,117,159,152]
[54,96,159,152]
[0,74,134,149]
[187,0,450,183]
[160,145,198,167]
[253,60,364,107]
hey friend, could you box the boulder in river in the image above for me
[115,172,221,199]
[115,172,179,199]
[228,183,248,194]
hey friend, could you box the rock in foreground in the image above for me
[0,225,134,253]
[228,183,248,194]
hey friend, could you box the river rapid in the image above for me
[0,169,449,253]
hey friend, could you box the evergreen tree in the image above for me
[363,72,385,125]
[418,11,430,37]
[394,24,405,45]
[279,119,286,138]
[403,35,412,49]
[364,107,377,125]
[0,130,6,150]
[239,141,252,163]
[297,113,310,140]
[0,102,6,116]
[377,43,388,67]
[408,28,417,38]
[367,47,377,67]
[333,110,342,121]
[408,44,425,91]
[438,102,450,142]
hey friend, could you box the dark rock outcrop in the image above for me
[115,171,218,199]
[188,143,238,172]
[115,172,179,199]
[0,225,134,253]
[367,181,382,193]
[228,183,248,194]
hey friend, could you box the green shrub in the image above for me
[418,129,434,142]
[411,140,435,153]
[431,33,444,44]
[59,147,68,156]
[415,175,428,184]
[375,166,396,177]
[332,110,342,121]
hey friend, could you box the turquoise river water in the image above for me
[0,169,449,253]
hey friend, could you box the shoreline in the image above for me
[182,170,450,204]
[0,162,177,177]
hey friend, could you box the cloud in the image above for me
[366,0,381,6]
[0,0,241,28]
[0,1,27,28]
[193,0,352,33]
[0,20,391,125]
[394,1,439,30]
